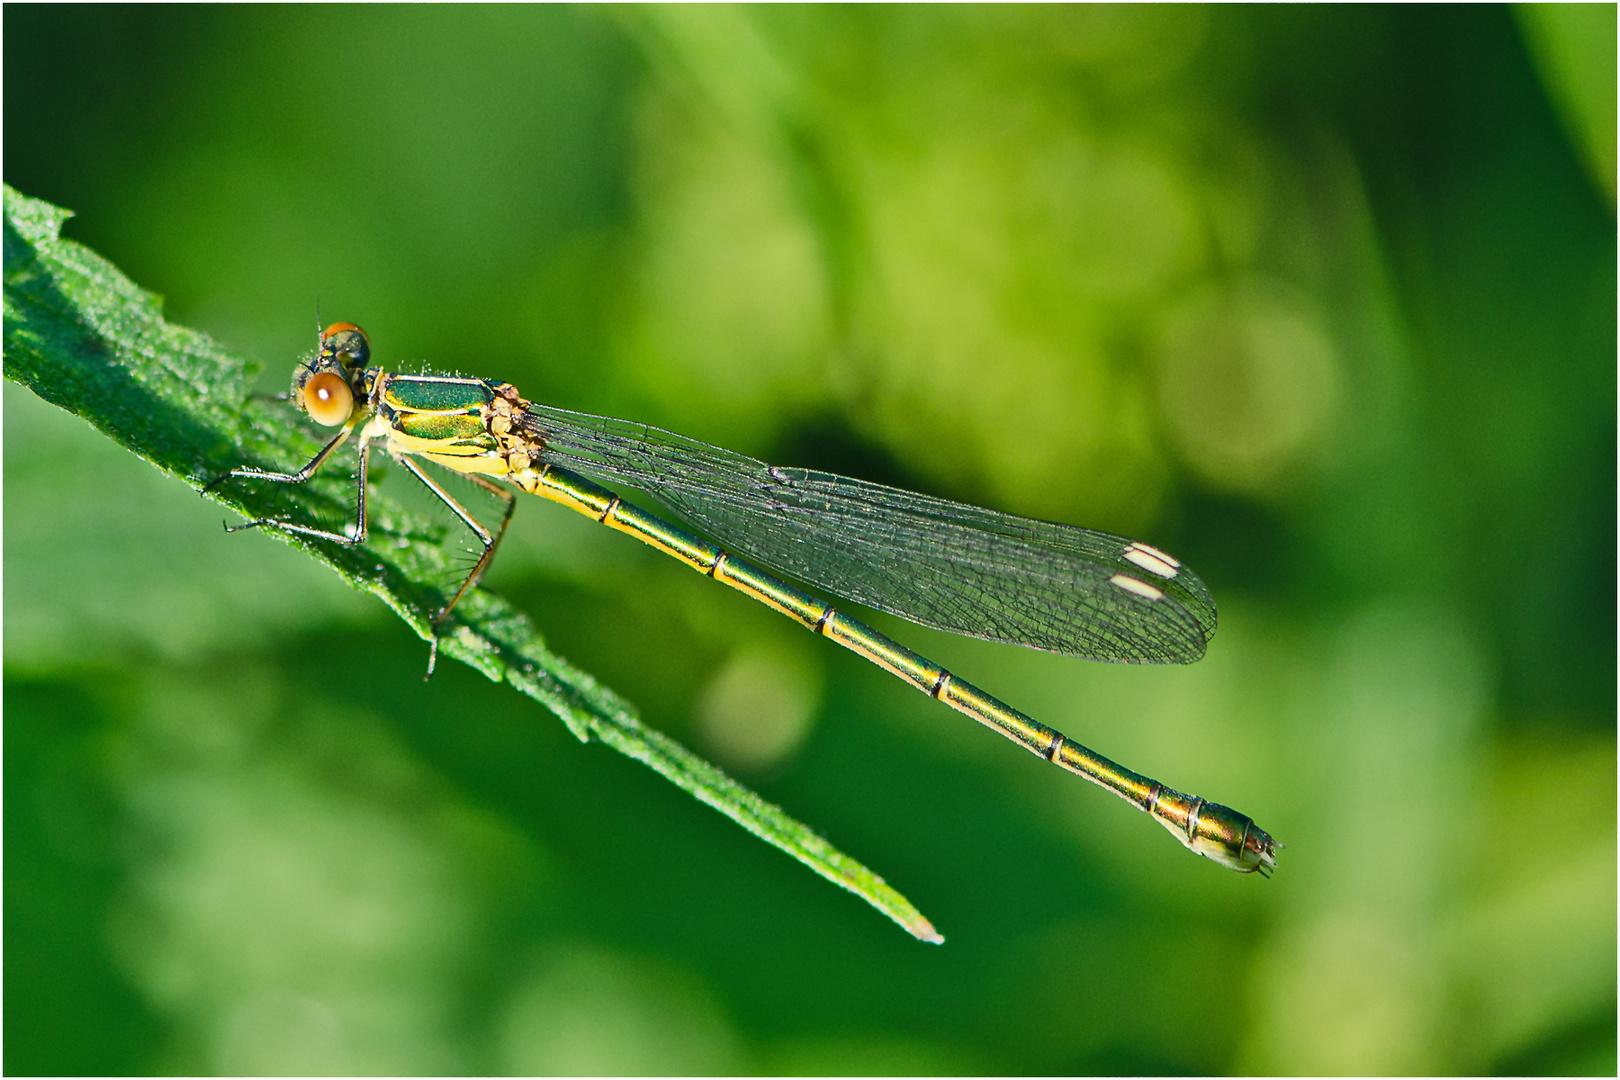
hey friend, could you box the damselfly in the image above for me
[214,323,1276,875]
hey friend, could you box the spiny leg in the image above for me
[208,429,371,546]
[204,424,354,492]
[393,455,516,675]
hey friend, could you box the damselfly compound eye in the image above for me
[320,322,371,367]
[302,370,354,426]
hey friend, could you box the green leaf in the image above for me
[2,183,942,945]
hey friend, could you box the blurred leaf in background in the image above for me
[5,5,1614,1076]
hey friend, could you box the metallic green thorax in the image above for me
[372,374,516,465]
[382,373,498,415]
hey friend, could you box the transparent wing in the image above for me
[522,404,1217,664]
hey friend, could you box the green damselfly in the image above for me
[214,322,1277,876]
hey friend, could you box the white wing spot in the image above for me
[1124,542,1180,579]
[1110,573,1164,601]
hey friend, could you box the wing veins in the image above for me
[522,405,1216,663]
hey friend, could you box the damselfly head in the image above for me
[290,322,371,427]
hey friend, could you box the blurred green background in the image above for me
[5,5,1614,1075]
